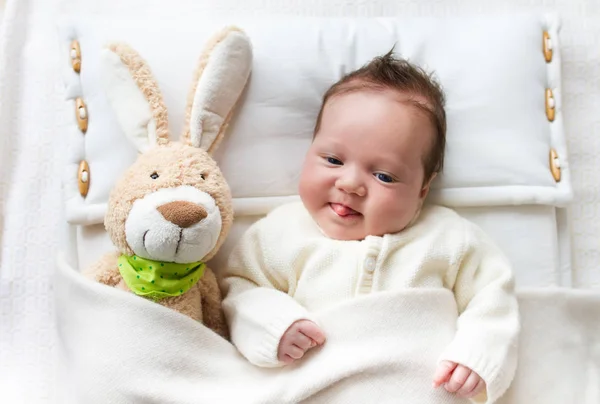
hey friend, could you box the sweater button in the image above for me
[364,257,376,273]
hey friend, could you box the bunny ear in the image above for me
[101,43,170,152]
[182,27,252,153]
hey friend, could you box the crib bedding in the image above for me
[2,0,600,402]
[56,255,600,404]
[49,0,600,288]
[61,13,571,222]
[59,13,571,285]
[55,10,584,404]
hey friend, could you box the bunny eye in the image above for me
[200,173,207,180]
[150,172,159,180]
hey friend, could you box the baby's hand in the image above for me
[277,320,326,364]
[432,360,486,398]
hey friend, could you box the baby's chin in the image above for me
[316,217,413,240]
[316,222,371,241]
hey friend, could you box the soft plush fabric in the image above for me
[82,27,252,337]
[55,255,600,404]
[184,26,251,152]
[100,43,165,151]
[85,251,228,336]
[222,202,519,401]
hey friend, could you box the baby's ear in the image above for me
[101,43,170,153]
[181,27,252,154]
[420,172,437,199]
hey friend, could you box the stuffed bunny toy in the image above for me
[84,27,252,339]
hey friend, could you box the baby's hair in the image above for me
[314,48,446,183]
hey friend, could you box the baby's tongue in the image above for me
[331,203,358,216]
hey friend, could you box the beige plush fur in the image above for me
[93,142,232,338]
[103,142,233,260]
[107,43,170,145]
[83,27,251,340]
[181,26,244,151]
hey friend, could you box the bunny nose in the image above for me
[157,201,207,228]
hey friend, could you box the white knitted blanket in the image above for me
[55,255,600,404]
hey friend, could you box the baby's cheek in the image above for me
[299,167,322,202]
[384,193,417,227]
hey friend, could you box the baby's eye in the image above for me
[326,157,343,165]
[375,173,394,183]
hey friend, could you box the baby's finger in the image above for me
[432,361,456,388]
[445,365,471,393]
[281,354,295,364]
[290,330,315,350]
[285,344,306,360]
[456,371,480,397]
[298,321,326,345]
[471,378,486,397]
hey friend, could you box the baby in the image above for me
[221,50,519,401]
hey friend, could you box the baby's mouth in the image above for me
[330,203,361,217]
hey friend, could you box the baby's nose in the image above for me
[336,173,366,196]
[157,201,207,228]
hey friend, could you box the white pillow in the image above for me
[58,13,571,225]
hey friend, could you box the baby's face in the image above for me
[299,89,435,240]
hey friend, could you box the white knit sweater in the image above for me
[222,202,519,401]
